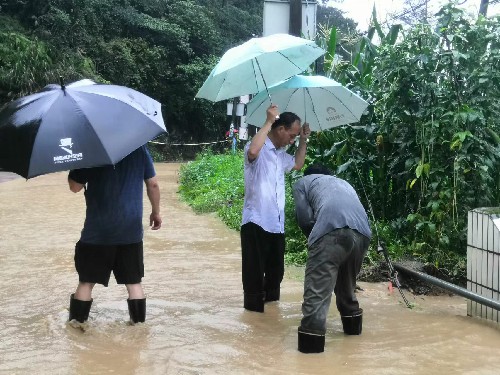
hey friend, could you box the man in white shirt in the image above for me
[241,105,310,313]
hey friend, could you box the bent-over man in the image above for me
[293,163,371,353]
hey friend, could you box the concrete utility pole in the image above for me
[479,0,489,16]
[289,0,302,36]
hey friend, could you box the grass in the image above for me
[178,150,244,231]
[177,150,309,264]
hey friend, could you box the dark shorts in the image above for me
[74,241,144,287]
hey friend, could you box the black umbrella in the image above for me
[0,79,167,179]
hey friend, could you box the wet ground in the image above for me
[1,163,500,375]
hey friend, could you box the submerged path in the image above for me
[0,163,500,374]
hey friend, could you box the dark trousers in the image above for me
[300,228,370,334]
[240,222,285,297]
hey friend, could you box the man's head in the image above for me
[270,112,301,148]
[304,163,333,176]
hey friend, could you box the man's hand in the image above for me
[150,212,162,230]
[300,122,311,141]
[293,123,310,170]
[68,177,85,193]
[266,104,279,123]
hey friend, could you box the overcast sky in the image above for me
[328,0,500,30]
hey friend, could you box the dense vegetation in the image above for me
[0,0,262,145]
[179,4,500,284]
[316,4,500,282]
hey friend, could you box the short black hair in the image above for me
[271,112,301,130]
[304,163,333,176]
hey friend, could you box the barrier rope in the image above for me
[149,140,230,146]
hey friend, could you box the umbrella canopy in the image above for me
[0,79,166,179]
[245,75,369,131]
[195,34,325,102]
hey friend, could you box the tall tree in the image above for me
[479,0,489,15]
[388,0,430,25]
[0,0,263,143]
[316,4,357,33]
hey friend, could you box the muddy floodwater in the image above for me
[1,163,500,375]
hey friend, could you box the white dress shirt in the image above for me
[241,138,295,233]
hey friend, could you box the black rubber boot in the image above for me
[298,327,325,353]
[127,298,146,323]
[341,313,363,335]
[69,294,93,323]
[243,292,265,312]
[264,288,280,302]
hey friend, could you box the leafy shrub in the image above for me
[178,150,244,229]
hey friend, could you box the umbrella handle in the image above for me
[270,95,279,119]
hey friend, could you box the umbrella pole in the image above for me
[254,59,272,104]
[303,89,307,123]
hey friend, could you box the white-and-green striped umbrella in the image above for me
[246,75,368,131]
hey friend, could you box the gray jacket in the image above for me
[292,174,372,246]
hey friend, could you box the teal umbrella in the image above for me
[245,75,369,131]
[195,34,325,102]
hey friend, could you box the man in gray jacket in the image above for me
[292,163,371,353]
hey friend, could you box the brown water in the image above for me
[1,163,500,375]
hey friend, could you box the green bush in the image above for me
[178,150,313,264]
[178,150,244,229]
